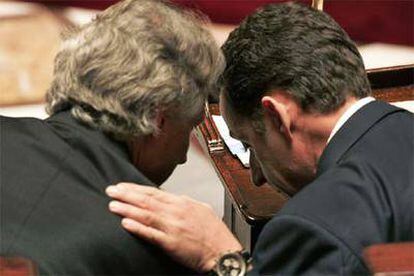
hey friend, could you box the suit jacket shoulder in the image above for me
[1,113,193,275]
[252,101,414,275]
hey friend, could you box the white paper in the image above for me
[212,115,250,167]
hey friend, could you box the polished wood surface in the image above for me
[364,242,414,274]
[0,257,37,276]
[368,65,414,102]
[196,64,414,250]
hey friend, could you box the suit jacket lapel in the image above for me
[317,101,404,176]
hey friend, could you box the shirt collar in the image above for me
[327,97,376,144]
[317,100,404,176]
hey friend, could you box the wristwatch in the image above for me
[211,250,252,276]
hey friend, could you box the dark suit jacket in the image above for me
[1,111,193,275]
[251,101,414,275]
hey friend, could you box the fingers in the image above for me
[118,183,173,200]
[109,201,165,230]
[106,183,179,205]
[110,201,173,251]
[121,218,168,247]
[116,183,160,196]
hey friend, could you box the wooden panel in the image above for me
[368,65,414,90]
[0,257,37,276]
[364,242,414,274]
[369,65,414,102]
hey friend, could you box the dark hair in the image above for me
[221,2,371,117]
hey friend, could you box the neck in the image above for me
[294,97,358,171]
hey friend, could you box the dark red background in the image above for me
[24,0,414,45]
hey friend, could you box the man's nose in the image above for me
[249,151,266,186]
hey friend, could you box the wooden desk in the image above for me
[0,257,37,276]
[196,65,414,251]
[364,242,414,275]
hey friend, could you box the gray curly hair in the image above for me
[46,0,224,140]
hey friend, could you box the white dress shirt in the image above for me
[327,97,376,144]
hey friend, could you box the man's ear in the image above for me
[261,95,293,141]
[154,109,166,134]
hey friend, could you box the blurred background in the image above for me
[1,0,413,217]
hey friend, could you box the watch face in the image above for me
[217,252,247,276]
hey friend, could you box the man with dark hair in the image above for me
[220,1,372,196]
[106,2,414,275]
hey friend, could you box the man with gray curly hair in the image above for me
[1,0,224,274]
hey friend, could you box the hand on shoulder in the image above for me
[106,182,242,272]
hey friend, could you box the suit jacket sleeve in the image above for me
[250,215,369,275]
